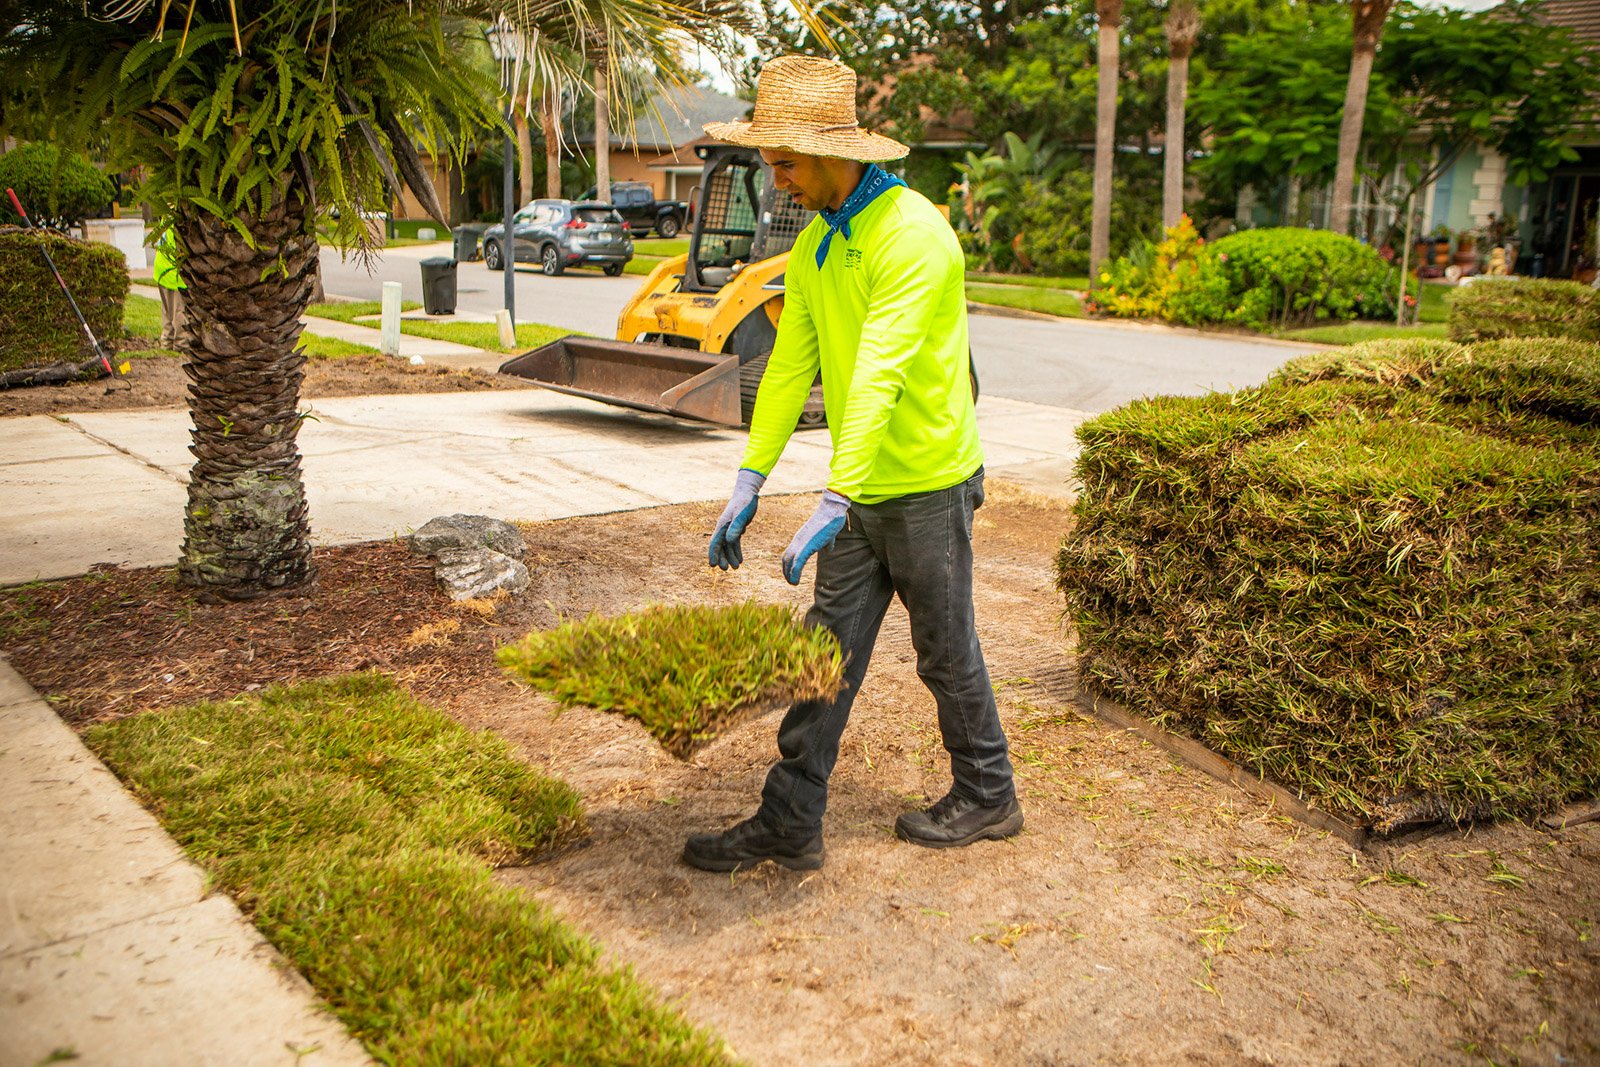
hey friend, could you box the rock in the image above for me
[433,548,530,601]
[410,514,525,559]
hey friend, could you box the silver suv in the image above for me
[481,199,633,276]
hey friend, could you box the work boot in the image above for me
[895,792,1023,849]
[682,815,824,872]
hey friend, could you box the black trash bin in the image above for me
[419,257,458,316]
[452,224,487,262]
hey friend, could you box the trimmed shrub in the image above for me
[0,226,129,370]
[1057,337,1600,829]
[0,143,116,231]
[1447,277,1600,343]
[1094,225,1411,330]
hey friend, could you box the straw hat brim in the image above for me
[701,119,909,162]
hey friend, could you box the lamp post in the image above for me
[485,17,517,330]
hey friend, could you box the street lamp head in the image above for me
[484,16,520,62]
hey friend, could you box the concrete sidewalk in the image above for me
[0,388,1090,586]
[0,384,1091,1065]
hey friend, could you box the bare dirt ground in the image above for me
[1,371,1595,1066]
[0,351,531,418]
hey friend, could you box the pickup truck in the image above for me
[579,181,690,238]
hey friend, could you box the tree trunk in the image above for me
[1163,2,1200,231]
[516,109,535,205]
[593,55,611,205]
[447,161,469,226]
[1090,0,1123,284]
[174,191,317,600]
[541,87,562,199]
[1329,0,1394,235]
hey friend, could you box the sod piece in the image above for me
[497,602,844,757]
[1057,338,1600,829]
[1447,277,1600,343]
[85,673,732,1065]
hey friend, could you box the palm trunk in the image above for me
[516,109,535,205]
[175,191,316,600]
[1090,0,1123,284]
[541,87,562,199]
[1163,2,1200,231]
[593,55,611,205]
[1329,0,1394,235]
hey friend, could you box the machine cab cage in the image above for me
[684,146,813,294]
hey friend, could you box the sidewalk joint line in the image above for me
[59,418,187,485]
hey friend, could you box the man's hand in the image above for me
[708,468,766,570]
[782,490,850,585]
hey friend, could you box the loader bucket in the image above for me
[499,337,743,427]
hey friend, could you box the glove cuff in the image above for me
[735,468,767,492]
[819,489,850,514]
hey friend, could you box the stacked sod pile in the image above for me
[1056,337,1600,829]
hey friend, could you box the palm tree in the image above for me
[1162,0,1200,231]
[1,0,725,601]
[592,37,613,204]
[1328,0,1396,235]
[1089,0,1123,284]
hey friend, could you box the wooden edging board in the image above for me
[1072,691,1371,849]
[1541,798,1600,831]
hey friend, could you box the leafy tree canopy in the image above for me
[1194,0,1600,208]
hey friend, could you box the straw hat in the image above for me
[703,55,908,163]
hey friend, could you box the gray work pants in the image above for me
[758,467,1016,834]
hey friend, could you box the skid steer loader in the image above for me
[499,145,824,428]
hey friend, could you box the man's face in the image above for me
[760,148,846,213]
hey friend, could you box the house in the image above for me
[1235,0,1600,279]
[572,84,750,202]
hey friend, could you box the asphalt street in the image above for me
[317,242,1313,413]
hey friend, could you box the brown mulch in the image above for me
[0,539,550,726]
[0,348,533,418]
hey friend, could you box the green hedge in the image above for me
[0,143,116,230]
[1447,277,1600,343]
[1092,223,1410,331]
[1056,337,1600,829]
[0,226,128,370]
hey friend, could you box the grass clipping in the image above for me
[497,602,844,758]
[1056,337,1600,831]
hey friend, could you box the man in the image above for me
[152,226,186,350]
[684,55,1021,873]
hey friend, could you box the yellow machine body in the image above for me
[616,251,789,352]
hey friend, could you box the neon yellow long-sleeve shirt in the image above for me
[740,184,982,504]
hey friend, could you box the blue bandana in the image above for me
[815,164,906,269]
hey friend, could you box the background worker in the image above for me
[152,226,186,350]
[684,55,1021,874]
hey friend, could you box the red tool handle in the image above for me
[6,187,27,222]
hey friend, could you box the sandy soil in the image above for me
[5,478,1594,1067]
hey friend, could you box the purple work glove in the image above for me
[708,468,766,570]
[782,490,850,585]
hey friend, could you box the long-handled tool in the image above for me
[6,187,122,379]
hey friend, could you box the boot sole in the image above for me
[895,810,1024,850]
[681,849,825,873]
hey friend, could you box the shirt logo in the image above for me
[843,248,863,269]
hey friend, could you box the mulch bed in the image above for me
[0,541,536,726]
[0,350,533,418]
